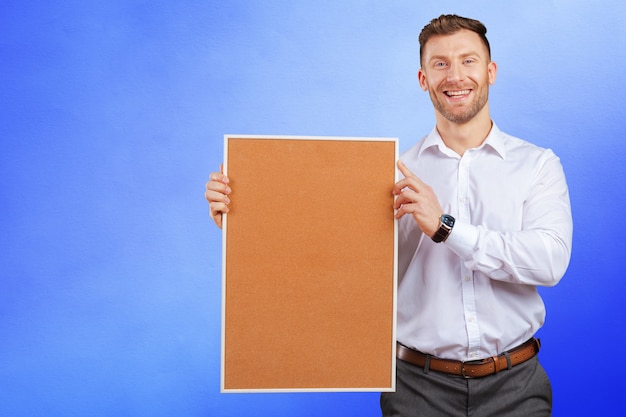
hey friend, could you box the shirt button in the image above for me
[464,276,471,282]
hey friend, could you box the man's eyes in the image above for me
[433,59,476,68]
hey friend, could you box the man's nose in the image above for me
[446,63,464,82]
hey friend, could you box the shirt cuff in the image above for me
[445,221,478,259]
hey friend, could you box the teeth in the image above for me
[446,90,470,96]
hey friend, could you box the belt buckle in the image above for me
[461,358,488,378]
[461,363,472,379]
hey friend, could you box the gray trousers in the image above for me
[380,355,552,417]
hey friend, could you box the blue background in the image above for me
[1,1,624,416]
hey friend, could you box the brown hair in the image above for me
[419,14,491,64]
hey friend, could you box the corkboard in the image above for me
[221,135,397,392]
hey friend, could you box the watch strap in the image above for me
[432,226,450,243]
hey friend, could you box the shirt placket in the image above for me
[458,150,481,359]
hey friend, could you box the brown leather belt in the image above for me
[397,338,541,378]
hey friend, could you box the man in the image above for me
[206,14,572,416]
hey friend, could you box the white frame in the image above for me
[220,134,398,393]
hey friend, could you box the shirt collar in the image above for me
[418,122,507,160]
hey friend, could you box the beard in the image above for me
[429,84,489,124]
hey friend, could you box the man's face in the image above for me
[418,29,497,124]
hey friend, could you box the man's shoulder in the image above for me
[400,133,430,158]
[401,127,441,156]
[496,128,558,161]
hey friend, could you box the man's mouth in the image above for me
[444,89,471,97]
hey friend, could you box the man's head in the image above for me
[417,15,496,125]
[419,15,491,67]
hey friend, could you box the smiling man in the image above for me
[205,14,573,417]
[384,15,573,416]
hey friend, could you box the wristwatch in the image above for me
[431,214,455,243]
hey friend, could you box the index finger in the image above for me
[394,160,429,194]
[397,160,416,179]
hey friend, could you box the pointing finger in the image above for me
[397,160,415,179]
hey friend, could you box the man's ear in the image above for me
[418,68,428,91]
[488,61,497,85]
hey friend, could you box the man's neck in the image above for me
[435,109,493,156]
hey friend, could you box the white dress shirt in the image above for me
[397,123,573,361]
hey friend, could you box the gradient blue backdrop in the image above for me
[2,1,624,416]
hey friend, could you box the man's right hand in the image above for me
[205,164,231,229]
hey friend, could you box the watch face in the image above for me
[441,214,455,228]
